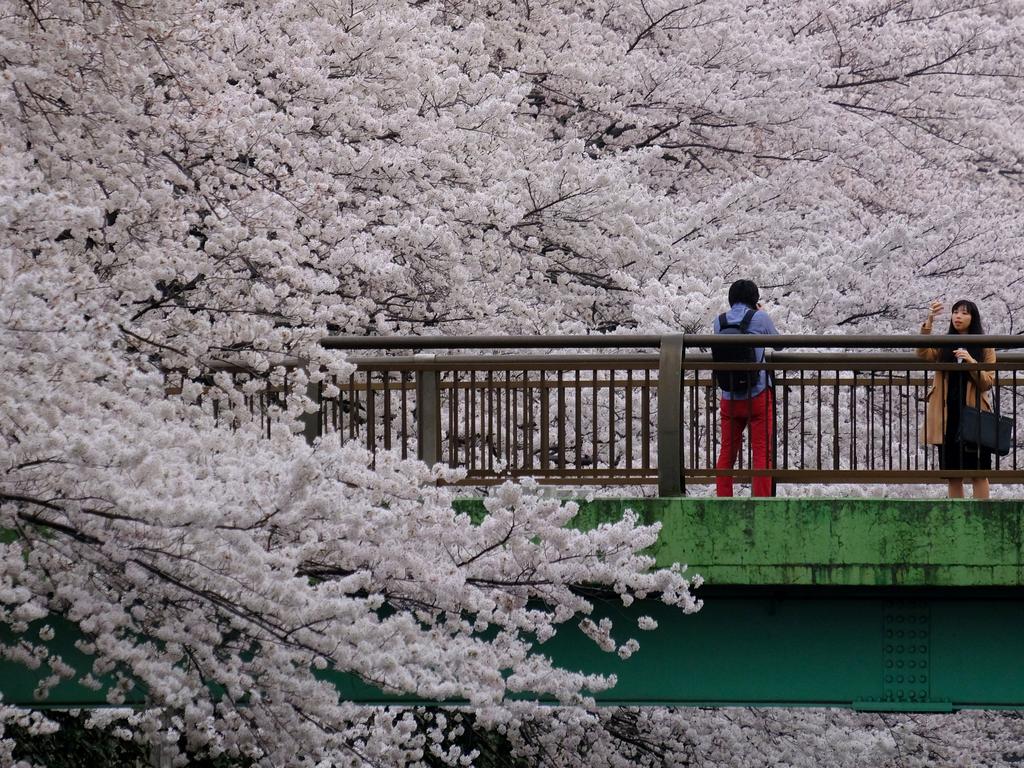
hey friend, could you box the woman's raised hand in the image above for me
[928,300,943,321]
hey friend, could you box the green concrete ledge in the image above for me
[455,497,1024,587]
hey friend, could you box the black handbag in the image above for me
[958,405,1014,456]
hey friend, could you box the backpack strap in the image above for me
[738,308,757,332]
[718,309,758,332]
[737,308,765,365]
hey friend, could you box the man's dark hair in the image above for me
[728,279,760,309]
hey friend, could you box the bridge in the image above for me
[4,334,1024,712]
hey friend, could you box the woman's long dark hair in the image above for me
[940,299,985,362]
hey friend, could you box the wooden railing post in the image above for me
[415,355,442,465]
[658,335,685,496]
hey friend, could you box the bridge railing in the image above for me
[191,335,1024,495]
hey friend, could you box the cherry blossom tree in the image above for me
[494,705,1024,767]
[7,703,1024,767]
[4,0,1024,764]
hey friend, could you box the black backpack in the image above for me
[712,309,760,394]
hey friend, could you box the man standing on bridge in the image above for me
[712,279,779,497]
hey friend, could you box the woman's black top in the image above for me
[939,368,992,472]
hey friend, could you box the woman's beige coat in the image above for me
[916,322,995,445]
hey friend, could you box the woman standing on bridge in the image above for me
[918,299,995,499]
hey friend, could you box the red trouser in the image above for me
[716,389,773,497]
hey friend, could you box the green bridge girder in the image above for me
[567,497,1024,587]
[4,499,1024,711]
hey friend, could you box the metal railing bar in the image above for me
[528,370,536,473]
[995,369,1001,472]
[687,469,1024,481]
[347,374,357,441]
[486,371,494,472]
[817,369,824,470]
[449,371,459,467]
[445,470,1024,485]
[1014,368,1020,472]
[400,372,409,459]
[174,373,1024,398]
[462,374,471,470]
[574,371,583,469]
[510,371,518,469]
[461,467,658,478]
[608,369,616,469]
[781,370,790,470]
[866,372,875,472]
[849,371,857,471]
[833,370,841,471]
[449,475,657,487]
[469,370,478,472]
[625,370,633,470]
[641,370,651,470]
[322,334,1024,351]
[350,356,659,370]
[382,373,391,451]
[322,335,665,350]
[706,376,716,471]
[557,370,566,472]
[799,369,806,469]
[539,370,550,472]
[591,368,600,472]
[435,378,653,391]
[347,358,1024,376]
